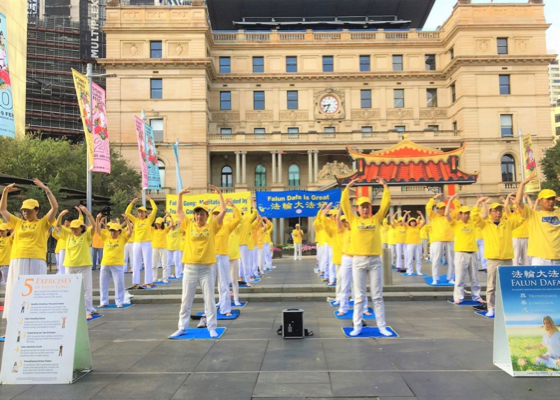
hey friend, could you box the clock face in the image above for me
[320,95,339,114]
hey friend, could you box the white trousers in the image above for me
[177,264,217,331]
[476,239,487,270]
[294,243,302,260]
[396,243,406,270]
[406,244,422,274]
[0,266,7,282]
[167,250,182,277]
[100,265,125,306]
[257,248,264,274]
[264,243,272,268]
[328,246,336,284]
[3,258,47,320]
[453,252,482,302]
[338,255,353,313]
[422,239,429,259]
[251,248,258,276]
[431,241,454,281]
[133,241,153,285]
[531,257,560,266]
[319,244,328,275]
[352,255,386,330]
[316,244,324,271]
[152,248,168,281]
[389,244,396,266]
[124,243,133,272]
[57,249,66,275]
[66,266,94,314]
[513,238,530,266]
[239,245,252,282]
[229,258,240,302]
[216,254,232,314]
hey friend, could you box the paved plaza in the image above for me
[0,257,557,399]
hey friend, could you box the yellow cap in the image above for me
[356,197,371,206]
[327,209,337,216]
[397,217,403,222]
[20,199,39,210]
[107,223,122,231]
[155,217,164,224]
[137,206,148,212]
[538,189,557,200]
[0,223,9,231]
[408,218,417,222]
[436,202,446,209]
[69,219,85,229]
[340,216,347,222]
[295,224,300,227]
[193,204,209,213]
[458,206,471,213]
[489,203,504,210]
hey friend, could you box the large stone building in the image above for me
[100,0,554,243]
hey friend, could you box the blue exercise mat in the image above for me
[402,272,428,277]
[154,281,170,285]
[169,327,227,340]
[96,304,134,310]
[168,276,182,280]
[475,310,494,319]
[326,283,336,287]
[0,337,4,342]
[334,308,375,320]
[87,314,104,321]
[342,326,399,338]
[330,300,354,307]
[231,302,247,308]
[196,309,240,320]
[423,274,455,286]
[447,300,483,306]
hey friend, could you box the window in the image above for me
[150,118,164,142]
[158,160,165,188]
[220,128,232,139]
[449,47,454,60]
[499,75,510,95]
[287,127,299,139]
[254,128,266,139]
[287,91,298,110]
[393,89,404,108]
[150,41,162,58]
[497,38,508,55]
[555,114,560,123]
[394,126,406,132]
[253,91,265,110]
[426,89,438,108]
[253,56,264,73]
[221,166,233,187]
[452,121,458,132]
[500,114,513,137]
[360,89,372,109]
[425,54,436,71]
[288,164,300,187]
[220,91,231,110]
[501,154,515,182]
[451,83,456,103]
[286,56,297,73]
[323,56,334,72]
[392,55,403,71]
[359,55,370,72]
[361,126,373,138]
[556,126,560,136]
[324,127,335,138]
[255,165,266,187]
[150,78,162,99]
[427,125,439,131]
[219,57,230,73]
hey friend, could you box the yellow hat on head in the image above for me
[295,224,300,227]
[137,206,148,212]
[0,223,9,231]
[408,218,417,222]
[538,189,557,200]
[155,217,164,224]
[436,202,446,209]
[107,222,122,231]
[327,209,337,216]
[340,216,347,221]
[193,204,209,213]
[489,203,504,210]
[458,206,471,213]
[69,219,85,229]
[356,197,371,206]
[20,199,39,210]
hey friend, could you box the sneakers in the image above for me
[349,328,362,337]
[485,309,495,318]
[163,279,169,284]
[170,329,188,338]
[473,303,488,311]
[378,327,392,337]
[197,317,207,328]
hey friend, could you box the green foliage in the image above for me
[540,140,560,194]
[508,334,555,372]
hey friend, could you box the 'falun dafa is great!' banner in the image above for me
[256,189,341,218]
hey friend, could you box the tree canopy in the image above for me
[540,139,560,194]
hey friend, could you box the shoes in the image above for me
[349,328,362,337]
[234,301,242,306]
[448,280,455,284]
[90,309,99,315]
[209,329,218,338]
[163,279,169,284]
[197,317,207,328]
[378,327,392,336]
[485,310,495,317]
[473,303,488,311]
[431,279,437,285]
[170,329,188,338]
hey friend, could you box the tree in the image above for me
[540,139,560,194]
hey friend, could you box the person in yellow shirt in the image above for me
[53,218,71,275]
[335,212,353,316]
[0,179,58,321]
[56,206,96,319]
[165,214,183,279]
[314,206,327,278]
[96,215,132,308]
[228,223,243,306]
[383,214,397,267]
[404,211,425,275]
[472,194,523,317]
[124,223,134,274]
[250,216,262,278]
[515,176,560,265]
[238,199,258,286]
[263,219,274,271]
[152,217,169,283]
[445,196,483,304]
[170,185,226,339]
[91,218,105,271]
[257,218,271,276]
[125,196,158,289]
[393,213,407,272]
[420,223,430,261]
[292,224,303,261]
[475,227,486,271]
[341,177,392,337]
[511,195,532,266]
[0,223,13,284]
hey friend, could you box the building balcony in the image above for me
[498,182,519,192]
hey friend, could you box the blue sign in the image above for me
[144,124,161,191]
[256,189,341,218]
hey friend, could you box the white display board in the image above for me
[0,275,92,384]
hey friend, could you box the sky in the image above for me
[424,0,559,55]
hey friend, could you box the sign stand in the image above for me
[0,275,93,384]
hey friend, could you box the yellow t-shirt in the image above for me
[314,209,326,245]
[0,236,13,266]
[341,226,352,256]
[512,220,529,239]
[405,224,423,245]
[394,223,407,244]
[340,187,390,256]
[521,206,560,260]
[166,228,183,251]
[256,225,266,249]
[385,221,397,245]
[215,208,241,256]
[52,229,65,253]
[450,219,478,252]
[60,227,93,267]
[127,229,135,244]
[381,223,388,245]
[9,215,52,261]
[472,207,523,260]
[92,231,104,249]
[322,216,343,265]
[100,230,129,266]
[181,218,220,265]
[265,223,273,244]
[425,198,458,242]
[292,229,303,244]
[125,199,158,242]
[228,224,242,260]
[152,227,168,249]
[420,225,429,240]
[238,210,257,247]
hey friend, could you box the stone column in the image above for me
[242,151,247,184]
[313,150,319,183]
[271,151,276,183]
[278,151,283,184]
[279,218,285,245]
[308,150,313,183]
[235,152,241,184]
[272,218,278,244]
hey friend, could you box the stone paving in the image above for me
[0,257,558,399]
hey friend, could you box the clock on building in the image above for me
[319,94,340,114]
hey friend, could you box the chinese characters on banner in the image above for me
[0,13,15,138]
[256,189,341,218]
[144,124,161,191]
[134,116,148,189]
[166,192,251,216]
[522,134,541,193]
[90,82,111,173]
[493,266,560,377]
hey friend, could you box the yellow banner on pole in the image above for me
[166,191,251,216]
[71,69,94,168]
[522,134,541,193]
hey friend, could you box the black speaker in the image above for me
[282,309,304,339]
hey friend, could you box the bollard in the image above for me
[382,248,393,285]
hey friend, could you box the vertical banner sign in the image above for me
[172,140,183,192]
[91,82,111,173]
[144,123,161,190]
[522,134,541,193]
[0,275,93,384]
[134,116,148,189]
[79,0,105,61]
[72,69,94,168]
[493,265,560,377]
[0,14,15,138]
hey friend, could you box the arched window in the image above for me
[221,166,233,188]
[501,154,516,182]
[255,165,266,187]
[158,159,165,188]
[288,164,300,187]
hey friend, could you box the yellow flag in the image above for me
[522,134,541,193]
[71,69,94,168]
[166,192,251,216]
